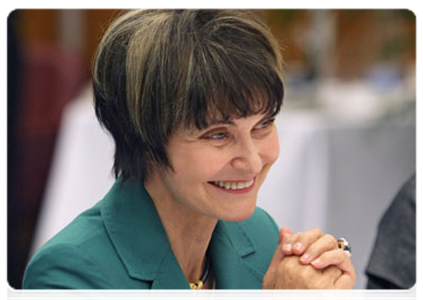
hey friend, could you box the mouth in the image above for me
[207,178,256,193]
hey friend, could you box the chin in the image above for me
[218,205,256,222]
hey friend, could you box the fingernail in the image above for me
[282,244,292,252]
[300,253,310,263]
[311,258,321,266]
[293,243,303,252]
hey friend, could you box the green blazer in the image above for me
[23,179,279,289]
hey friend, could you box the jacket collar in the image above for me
[101,178,262,289]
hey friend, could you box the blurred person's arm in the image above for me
[366,174,416,289]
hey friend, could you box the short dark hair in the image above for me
[93,9,284,183]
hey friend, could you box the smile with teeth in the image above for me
[210,179,254,190]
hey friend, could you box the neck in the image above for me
[145,174,217,284]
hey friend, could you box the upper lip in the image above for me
[208,177,256,183]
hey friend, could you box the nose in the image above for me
[230,138,263,175]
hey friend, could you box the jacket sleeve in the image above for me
[23,243,113,289]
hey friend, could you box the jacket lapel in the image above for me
[101,178,265,289]
[101,179,189,288]
[101,179,170,280]
[210,221,264,289]
[150,247,190,289]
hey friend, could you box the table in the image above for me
[30,90,416,289]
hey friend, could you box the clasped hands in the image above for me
[263,227,356,289]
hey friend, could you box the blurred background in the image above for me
[7,9,416,289]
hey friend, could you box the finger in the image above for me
[279,226,293,244]
[334,273,356,289]
[290,228,323,256]
[322,265,342,282]
[310,249,355,275]
[281,232,301,255]
[299,234,338,264]
[319,267,355,300]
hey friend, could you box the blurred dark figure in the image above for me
[8,10,24,289]
[7,10,86,288]
[366,174,416,289]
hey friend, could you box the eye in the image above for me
[206,132,228,140]
[255,118,275,130]
[201,128,230,141]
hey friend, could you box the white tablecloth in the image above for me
[31,94,416,289]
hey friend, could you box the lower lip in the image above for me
[208,178,256,194]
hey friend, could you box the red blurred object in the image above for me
[16,45,86,215]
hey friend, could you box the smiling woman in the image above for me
[151,113,280,224]
[22,9,355,290]
[93,9,284,183]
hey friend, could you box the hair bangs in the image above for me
[180,45,284,130]
[93,9,285,182]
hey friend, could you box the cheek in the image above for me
[261,132,280,165]
[169,146,227,181]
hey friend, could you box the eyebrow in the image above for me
[205,113,274,128]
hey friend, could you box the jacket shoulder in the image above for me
[23,204,113,288]
[221,207,279,276]
[23,242,113,289]
[23,203,149,289]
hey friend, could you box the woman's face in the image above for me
[152,113,280,222]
